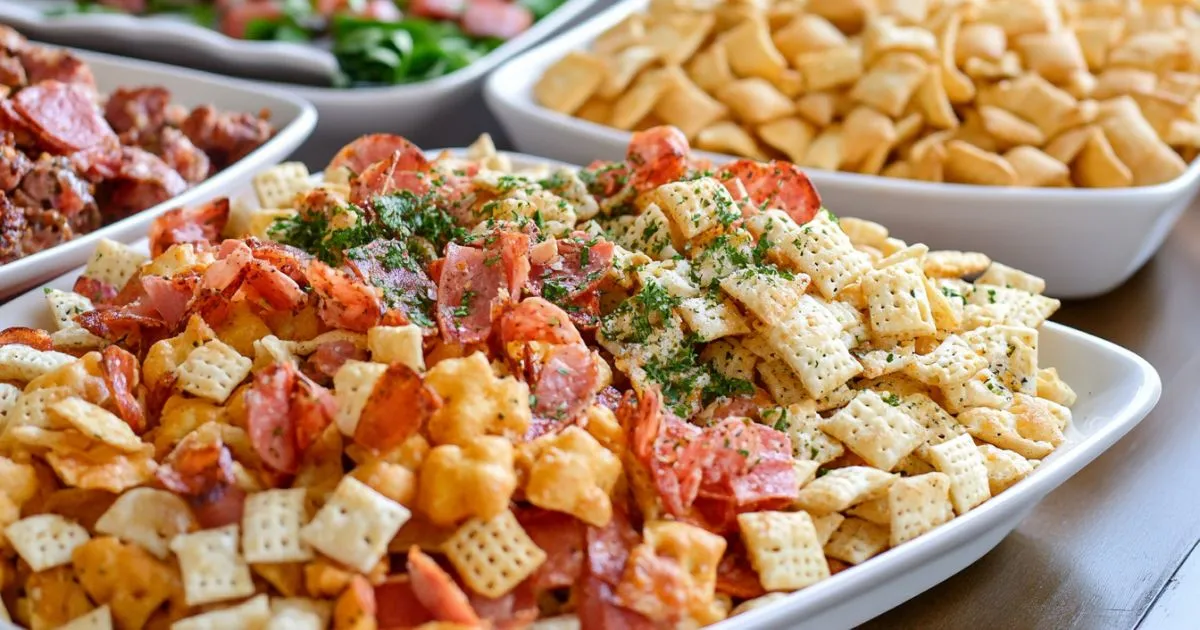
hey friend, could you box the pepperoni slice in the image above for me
[532,343,598,426]
[148,197,230,258]
[100,346,146,434]
[329,134,428,175]
[72,276,118,304]
[517,508,585,593]
[626,126,690,193]
[528,233,614,301]
[292,374,336,453]
[375,577,435,629]
[302,340,368,384]
[0,326,53,351]
[140,273,198,331]
[12,81,116,154]
[716,159,822,224]
[461,0,533,38]
[354,364,441,453]
[406,547,481,626]
[498,297,582,347]
[246,363,299,474]
[436,233,529,345]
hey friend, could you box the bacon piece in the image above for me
[153,127,210,184]
[517,508,585,593]
[100,346,146,434]
[148,197,230,257]
[498,297,582,347]
[461,0,533,38]
[306,260,383,333]
[626,126,689,193]
[329,133,427,175]
[180,105,273,168]
[247,238,310,283]
[406,547,481,626]
[716,159,822,224]
[99,147,188,221]
[436,232,529,345]
[0,326,53,351]
[246,363,299,474]
[532,344,598,430]
[303,340,368,385]
[354,364,440,453]
[76,307,166,351]
[13,81,115,154]
[140,273,198,331]
[156,432,236,497]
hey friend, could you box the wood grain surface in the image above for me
[861,204,1200,629]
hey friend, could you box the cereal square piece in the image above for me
[737,511,830,591]
[50,398,143,453]
[856,346,914,379]
[824,517,889,565]
[845,497,889,525]
[50,327,106,351]
[977,444,1035,494]
[925,434,991,514]
[0,345,76,382]
[95,487,196,559]
[961,325,1039,395]
[170,525,255,606]
[243,488,313,564]
[767,402,844,464]
[59,605,112,630]
[443,510,546,598]
[958,407,1053,458]
[267,598,332,630]
[45,289,94,330]
[5,514,90,571]
[301,476,410,573]
[653,177,738,240]
[821,390,927,471]
[700,339,758,382]
[887,472,954,546]
[792,459,820,488]
[4,386,73,435]
[254,162,312,209]
[863,259,937,340]
[898,393,966,452]
[176,340,252,404]
[1037,367,1077,407]
[720,267,810,323]
[793,466,895,513]
[762,322,861,400]
[0,382,20,420]
[535,52,607,115]
[939,369,1013,414]
[333,360,388,434]
[906,335,989,387]
[810,512,844,547]
[678,295,751,342]
[368,325,425,372]
[976,262,1046,294]
[758,359,811,406]
[83,239,147,289]
[171,594,270,630]
[785,210,872,299]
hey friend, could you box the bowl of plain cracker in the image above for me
[485,0,1200,298]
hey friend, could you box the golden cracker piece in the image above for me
[443,510,547,599]
[888,472,954,546]
[794,466,896,513]
[738,511,830,591]
[925,434,992,514]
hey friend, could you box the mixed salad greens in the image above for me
[52,0,568,86]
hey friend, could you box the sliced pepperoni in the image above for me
[100,147,188,220]
[140,273,198,331]
[148,197,230,258]
[330,134,427,175]
[345,239,438,331]
[302,340,368,385]
[19,47,96,94]
[156,431,236,497]
[350,153,434,206]
[696,387,773,424]
[246,363,299,474]
[528,233,614,300]
[436,233,529,345]
[0,326,53,351]
[13,81,115,154]
[580,160,630,200]
[613,546,693,622]
[626,126,689,193]
[580,510,656,630]
[716,159,822,224]
[406,547,481,626]
[374,577,435,629]
[532,343,598,426]
[517,508,585,593]
[354,363,441,454]
[461,0,533,39]
[73,276,118,304]
[498,297,582,347]
[76,307,166,351]
[579,576,658,630]
[100,346,146,434]
[292,374,336,453]
[306,260,383,333]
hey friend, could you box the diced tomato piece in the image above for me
[461,0,533,39]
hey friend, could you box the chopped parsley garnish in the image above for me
[881,392,901,406]
[452,290,476,318]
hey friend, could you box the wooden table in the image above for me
[861,203,1200,630]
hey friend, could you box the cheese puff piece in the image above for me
[423,352,531,445]
[417,437,517,527]
[522,426,621,527]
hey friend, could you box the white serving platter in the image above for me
[0,0,600,142]
[0,148,1163,630]
[484,0,1200,299]
[0,47,318,299]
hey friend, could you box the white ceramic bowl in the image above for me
[0,0,600,144]
[0,48,318,298]
[484,0,1200,299]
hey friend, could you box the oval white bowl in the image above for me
[483,0,1200,299]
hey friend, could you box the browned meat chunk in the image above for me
[181,105,273,168]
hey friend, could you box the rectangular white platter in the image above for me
[484,0,1200,299]
[0,47,318,299]
[0,0,600,142]
[0,149,1163,630]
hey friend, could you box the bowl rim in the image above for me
[486,0,1200,203]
